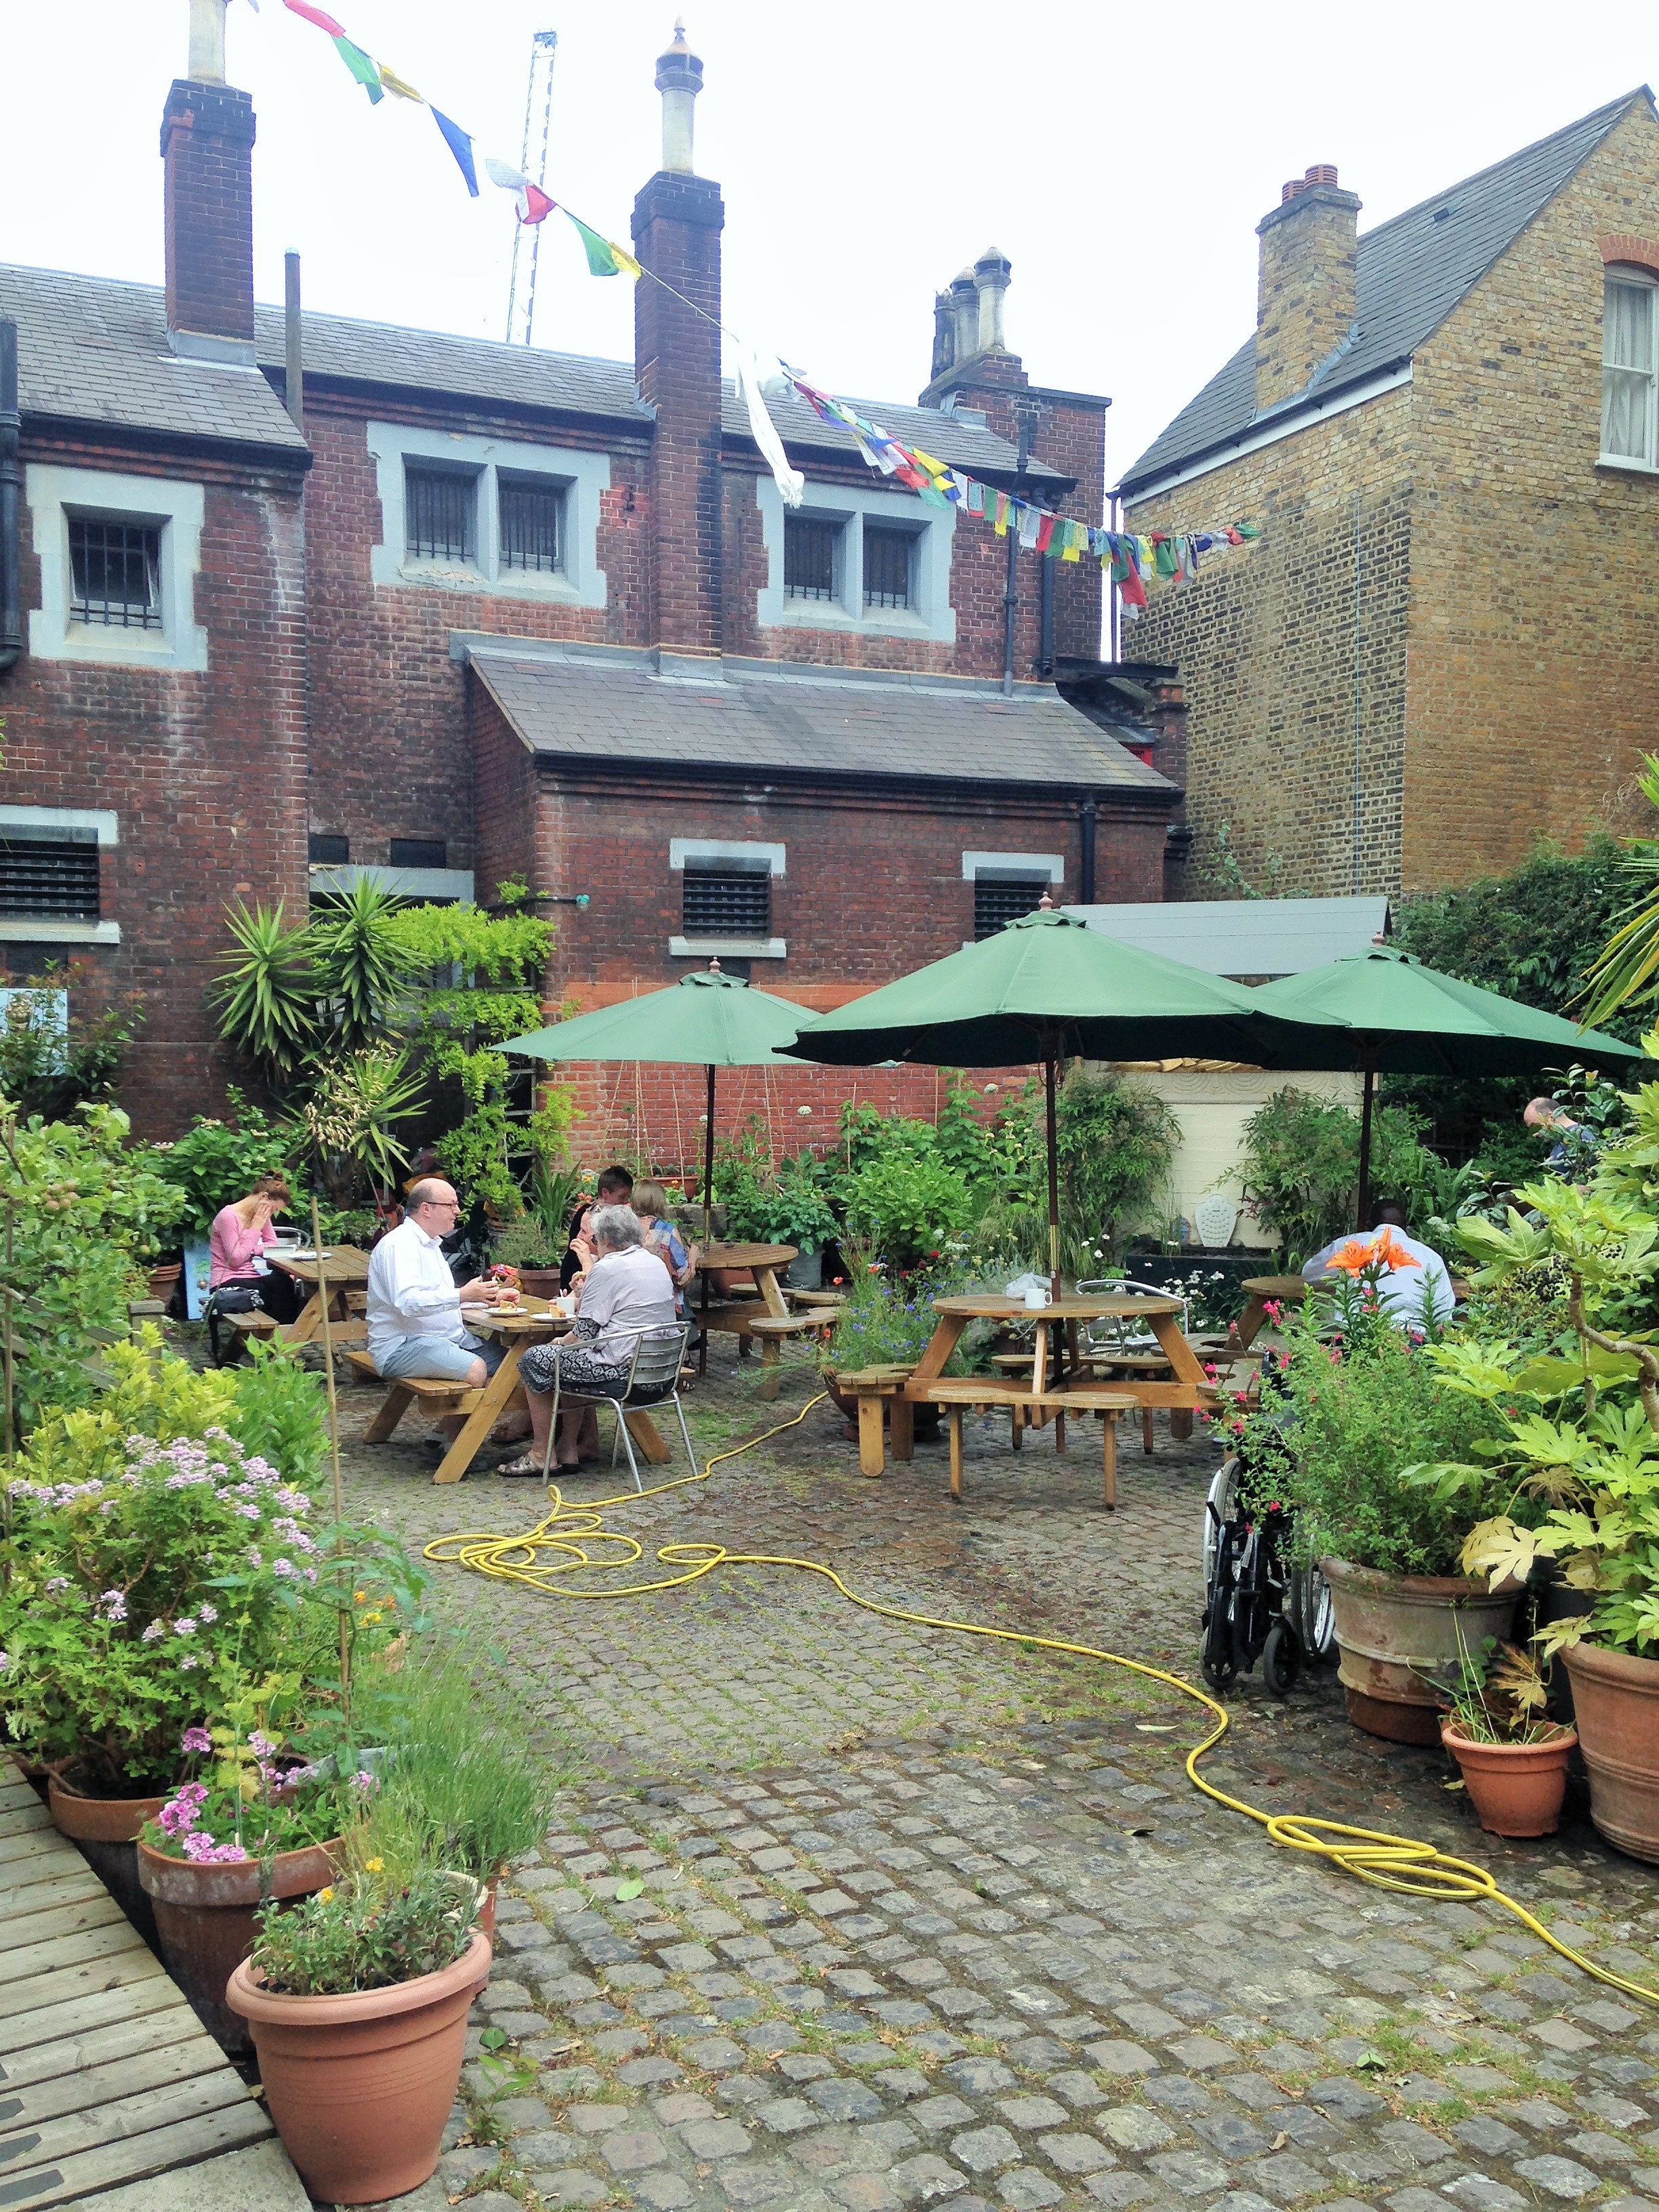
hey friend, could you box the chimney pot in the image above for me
[656,18,703,174]
[973,246,1012,354]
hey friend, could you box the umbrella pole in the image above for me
[699,1063,715,1379]
[1045,1055,1061,1298]
[1356,1065,1375,1233]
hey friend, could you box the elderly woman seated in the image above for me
[499,1203,679,1475]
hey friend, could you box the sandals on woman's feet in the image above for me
[496,1452,548,1478]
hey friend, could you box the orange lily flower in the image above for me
[1327,1230,1419,1274]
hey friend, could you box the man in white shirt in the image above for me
[366,1179,506,1386]
[1300,1201,1456,1329]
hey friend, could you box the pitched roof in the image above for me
[1067,895,1392,977]
[0,256,1051,485]
[463,642,1172,795]
[0,264,307,457]
[1120,89,1654,493]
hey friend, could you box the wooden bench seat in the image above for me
[747,1311,833,1401]
[834,1364,916,1477]
[344,1347,524,1443]
[226,1309,279,1339]
[930,1383,1137,1504]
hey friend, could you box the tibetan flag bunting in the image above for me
[568,214,641,278]
[283,0,345,30]
[431,108,478,195]
[377,62,424,100]
[485,157,555,224]
[333,33,384,100]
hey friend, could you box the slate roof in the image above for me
[1067,896,1392,977]
[0,265,308,456]
[0,256,1051,483]
[465,644,1172,794]
[1120,89,1654,493]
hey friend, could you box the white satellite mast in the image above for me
[506,30,558,346]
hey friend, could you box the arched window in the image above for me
[1603,267,1658,467]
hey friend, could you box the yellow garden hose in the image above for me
[426,1394,1659,2010]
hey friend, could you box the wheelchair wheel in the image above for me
[1294,1565,1338,1663]
[1202,1458,1240,1586]
[1262,1617,1302,1699]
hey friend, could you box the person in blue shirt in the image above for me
[632,1180,697,1318]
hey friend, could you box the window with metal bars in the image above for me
[405,465,478,562]
[498,474,563,573]
[68,516,162,630]
[784,515,840,600]
[682,869,771,939]
[0,837,100,919]
[389,838,447,869]
[863,525,914,609]
[974,876,1048,941]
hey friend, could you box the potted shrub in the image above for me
[228,1862,491,2205]
[137,1707,352,2053]
[723,1151,840,1288]
[1261,1237,1513,1744]
[1433,1633,1576,1837]
[1409,1170,1659,1856]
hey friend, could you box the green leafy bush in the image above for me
[0,1103,186,1431]
[841,1154,975,1273]
[971,1068,1176,1276]
[250,1866,476,1996]
[151,1093,293,1239]
[230,1340,330,1488]
[1237,1086,1438,1265]
[0,965,137,1121]
[723,1152,840,1250]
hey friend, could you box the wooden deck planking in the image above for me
[0,1765,292,2211]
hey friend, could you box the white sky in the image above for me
[1,1,1654,491]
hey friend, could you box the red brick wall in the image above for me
[161,82,255,344]
[0,434,308,1135]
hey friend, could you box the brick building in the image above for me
[1118,90,1659,900]
[0,15,1179,1148]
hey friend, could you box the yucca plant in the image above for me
[287,1046,426,1206]
[211,903,316,1084]
[310,879,417,1052]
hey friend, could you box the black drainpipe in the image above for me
[1079,794,1097,905]
[0,318,20,673]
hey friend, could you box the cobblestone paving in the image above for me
[311,1343,1659,2212]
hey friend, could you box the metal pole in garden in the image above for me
[310,1191,350,1710]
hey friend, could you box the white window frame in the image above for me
[755,476,957,645]
[669,838,786,959]
[367,424,609,609]
[25,466,207,673]
[1600,268,1659,474]
[0,805,120,945]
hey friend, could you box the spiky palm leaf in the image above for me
[310,878,417,1052]
[211,903,316,1082]
[1578,755,1659,1027]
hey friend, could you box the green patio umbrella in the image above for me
[782,903,1345,1292]
[502,962,813,1372]
[1250,945,1646,1227]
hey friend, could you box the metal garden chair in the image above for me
[537,1321,696,1492]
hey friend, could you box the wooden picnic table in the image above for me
[697,1242,798,1336]
[1228,1273,1308,1353]
[434,1302,675,1486]
[266,1244,371,1344]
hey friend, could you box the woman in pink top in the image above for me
[208,1174,302,1326]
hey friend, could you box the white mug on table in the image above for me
[1023,1284,1052,1309]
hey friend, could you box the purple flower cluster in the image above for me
[155,1778,249,1863]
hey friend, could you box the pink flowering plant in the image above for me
[140,1688,355,1864]
[0,1427,329,1794]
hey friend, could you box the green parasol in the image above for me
[503,962,813,1372]
[1250,944,1646,1226]
[782,902,1345,1292]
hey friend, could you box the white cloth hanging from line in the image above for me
[733,343,804,509]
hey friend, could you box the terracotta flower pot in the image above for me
[48,1772,167,1946]
[227,1930,493,2205]
[147,1262,182,1305]
[1321,1557,1520,1746]
[516,1267,563,1303]
[1561,1641,1659,1863]
[1440,1718,1576,1837]
[138,1836,343,2055]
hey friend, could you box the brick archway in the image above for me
[1599,232,1659,277]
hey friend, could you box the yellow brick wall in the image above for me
[1125,388,1416,898]
[1126,97,1659,898]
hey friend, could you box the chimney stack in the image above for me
[161,0,256,363]
[1254,163,1361,413]
[633,22,724,663]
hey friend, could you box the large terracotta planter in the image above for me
[516,1267,562,1303]
[48,1773,167,1946]
[1441,1719,1576,1837]
[227,1930,493,2205]
[139,1836,342,2055]
[1561,1641,1659,1862]
[1322,1557,1519,1746]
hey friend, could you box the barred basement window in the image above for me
[682,869,771,938]
[0,837,100,919]
[68,516,161,630]
[405,465,476,561]
[863,525,914,609]
[308,834,350,865]
[499,474,562,573]
[784,516,838,600]
[389,838,447,869]
[974,876,1048,941]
